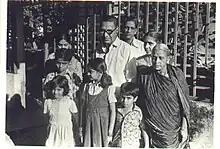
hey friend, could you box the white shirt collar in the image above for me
[101,37,121,52]
[130,37,139,48]
[112,37,121,48]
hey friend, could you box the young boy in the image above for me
[43,49,75,99]
[110,82,149,148]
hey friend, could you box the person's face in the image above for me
[87,68,102,81]
[144,36,157,54]
[100,21,118,46]
[53,86,64,99]
[58,39,71,49]
[152,49,168,72]
[56,60,69,73]
[124,21,137,40]
[121,95,137,108]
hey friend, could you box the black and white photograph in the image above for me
[2,0,217,148]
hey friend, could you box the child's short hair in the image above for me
[55,48,73,62]
[120,82,140,98]
[51,75,69,96]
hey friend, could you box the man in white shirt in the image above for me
[96,15,136,87]
[122,16,146,58]
[121,16,149,81]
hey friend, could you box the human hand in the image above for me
[180,128,188,143]
[107,136,112,144]
[78,127,83,142]
[180,117,188,143]
[79,127,83,136]
[107,130,113,143]
[44,43,49,49]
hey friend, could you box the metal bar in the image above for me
[193,3,200,97]
[54,38,56,53]
[44,43,49,64]
[127,1,131,16]
[164,2,169,45]
[107,2,112,15]
[183,2,189,78]
[145,2,149,33]
[173,2,179,66]
[156,2,159,32]
[85,16,89,72]
[77,24,79,55]
[118,1,121,38]
[93,14,96,59]
[136,1,140,39]
[205,3,210,66]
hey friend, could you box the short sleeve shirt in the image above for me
[130,37,146,58]
[96,37,135,87]
[87,83,117,104]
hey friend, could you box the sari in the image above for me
[136,64,190,148]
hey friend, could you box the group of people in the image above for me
[42,15,190,148]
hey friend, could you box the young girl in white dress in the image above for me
[43,75,78,147]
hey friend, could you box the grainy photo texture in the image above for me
[5,1,215,149]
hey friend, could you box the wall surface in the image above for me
[6,63,26,108]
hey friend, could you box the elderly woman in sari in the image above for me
[133,43,190,148]
[127,31,161,82]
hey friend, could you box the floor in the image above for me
[6,98,48,146]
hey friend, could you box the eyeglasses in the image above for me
[100,27,117,35]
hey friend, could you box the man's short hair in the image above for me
[120,82,140,98]
[101,15,118,27]
[124,16,139,28]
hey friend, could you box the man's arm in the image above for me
[125,57,137,82]
[124,45,137,82]
[108,102,116,138]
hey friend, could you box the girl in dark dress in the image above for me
[79,58,116,147]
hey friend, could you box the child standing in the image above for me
[79,58,116,147]
[43,49,76,99]
[43,75,78,147]
[111,82,149,148]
